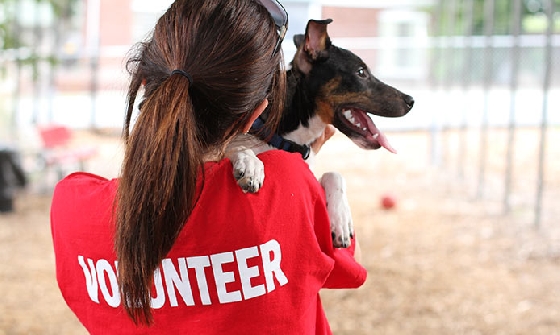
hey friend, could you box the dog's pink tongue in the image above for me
[363,114,397,154]
[376,131,397,154]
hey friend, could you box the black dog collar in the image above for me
[250,117,311,160]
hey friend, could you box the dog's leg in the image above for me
[231,148,264,193]
[225,134,272,193]
[319,172,353,248]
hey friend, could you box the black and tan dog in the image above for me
[226,19,414,247]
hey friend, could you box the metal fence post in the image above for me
[477,0,495,199]
[441,0,457,169]
[458,0,475,180]
[503,0,523,215]
[535,0,554,229]
[430,0,445,167]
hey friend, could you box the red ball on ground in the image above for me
[380,194,397,210]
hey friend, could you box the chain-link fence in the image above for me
[428,0,558,230]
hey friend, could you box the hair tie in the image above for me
[171,69,193,84]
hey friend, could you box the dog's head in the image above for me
[291,19,414,151]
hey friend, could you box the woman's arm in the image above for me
[312,191,367,289]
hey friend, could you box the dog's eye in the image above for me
[357,67,368,78]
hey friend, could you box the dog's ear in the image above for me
[304,19,333,61]
[292,19,333,75]
[293,34,305,49]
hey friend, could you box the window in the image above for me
[377,10,429,81]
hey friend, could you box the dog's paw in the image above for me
[330,203,353,248]
[320,172,354,248]
[232,149,264,193]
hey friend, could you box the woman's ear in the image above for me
[242,99,268,133]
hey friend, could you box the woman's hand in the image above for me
[310,124,336,154]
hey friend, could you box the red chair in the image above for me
[38,125,98,181]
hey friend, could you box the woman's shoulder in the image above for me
[256,150,323,194]
[257,150,315,177]
[56,171,112,187]
[51,172,117,224]
[54,172,117,196]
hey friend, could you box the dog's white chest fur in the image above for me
[281,115,326,167]
[283,115,326,146]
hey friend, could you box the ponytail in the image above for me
[116,74,200,325]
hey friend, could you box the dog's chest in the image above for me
[282,115,325,145]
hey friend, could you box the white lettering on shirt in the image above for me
[78,256,99,303]
[150,268,165,309]
[260,239,289,292]
[96,259,120,307]
[211,252,242,303]
[187,256,212,305]
[76,239,288,308]
[162,258,195,307]
[235,246,266,299]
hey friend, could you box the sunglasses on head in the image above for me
[258,0,288,56]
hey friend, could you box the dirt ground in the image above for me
[0,128,559,335]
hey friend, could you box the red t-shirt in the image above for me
[51,150,366,334]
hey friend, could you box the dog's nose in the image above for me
[404,95,414,109]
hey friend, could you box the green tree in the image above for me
[434,0,559,36]
[0,0,78,72]
[0,0,78,139]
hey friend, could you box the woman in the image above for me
[51,0,366,333]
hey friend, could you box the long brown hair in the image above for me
[115,0,286,325]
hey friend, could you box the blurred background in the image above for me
[0,0,559,334]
